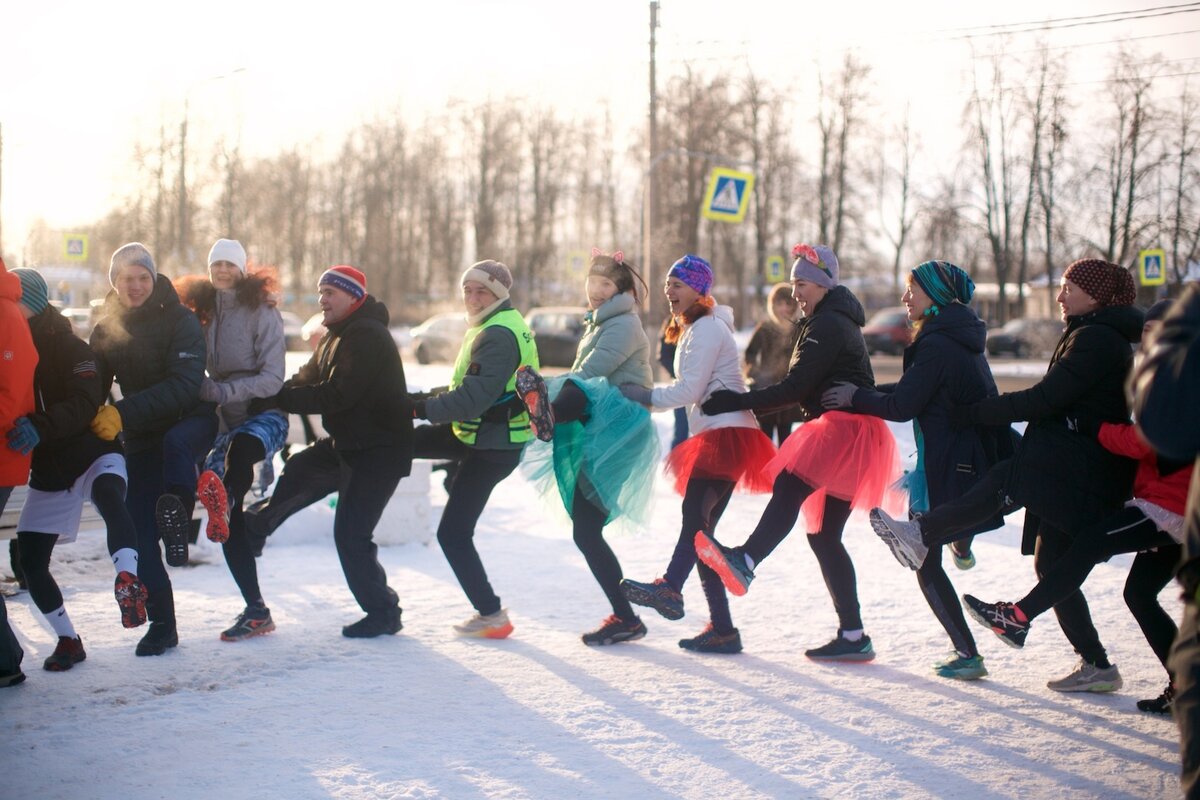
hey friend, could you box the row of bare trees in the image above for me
[18,45,1200,324]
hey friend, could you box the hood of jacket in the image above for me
[1065,303,1144,345]
[710,303,737,332]
[589,292,637,326]
[328,294,390,333]
[0,266,20,305]
[28,304,74,344]
[918,302,987,354]
[811,285,866,327]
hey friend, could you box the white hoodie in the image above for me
[650,304,759,435]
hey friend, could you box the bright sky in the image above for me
[3,0,1197,260]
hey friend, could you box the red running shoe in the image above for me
[115,571,148,628]
[197,470,230,543]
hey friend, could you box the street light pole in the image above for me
[644,1,659,320]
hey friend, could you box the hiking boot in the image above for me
[453,608,513,639]
[962,595,1029,648]
[197,470,230,543]
[155,494,190,567]
[136,588,178,657]
[582,615,647,646]
[342,607,402,639]
[1047,659,1123,693]
[43,636,86,672]
[949,540,976,570]
[221,605,277,641]
[869,508,927,570]
[619,578,684,621]
[805,631,875,662]
[678,624,743,654]
[0,669,25,688]
[694,531,754,596]
[515,366,555,442]
[114,571,148,629]
[1137,683,1175,714]
[934,652,988,680]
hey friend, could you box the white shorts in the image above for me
[17,454,127,544]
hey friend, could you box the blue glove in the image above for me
[7,417,40,455]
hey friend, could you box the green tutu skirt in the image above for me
[521,375,659,528]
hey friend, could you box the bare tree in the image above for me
[1168,79,1200,283]
[815,54,871,255]
[878,110,918,290]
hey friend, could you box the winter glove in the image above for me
[820,382,858,410]
[618,383,652,407]
[411,398,428,420]
[6,417,40,455]
[247,394,282,416]
[199,378,223,403]
[1065,414,1100,439]
[90,405,122,441]
[701,389,744,416]
[948,403,979,430]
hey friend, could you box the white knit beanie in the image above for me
[460,259,513,301]
[208,238,247,273]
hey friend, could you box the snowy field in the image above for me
[1,362,1184,799]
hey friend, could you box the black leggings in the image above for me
[741,471,860,631]
[916,547,978,657]
[571,483,636,620]
[1034,521,1110,668]
[661,477,737,634]
[221,434,267,607]
[19,472,134,615]
[918,459,1016,547]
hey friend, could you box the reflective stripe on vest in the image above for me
[449,309,540,445]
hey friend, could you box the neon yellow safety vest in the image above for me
[449,308,540,446]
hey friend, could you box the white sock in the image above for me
[45,605,77,639]
[743,553,756,571]
[841,628,864,642]
[111,548,139,576]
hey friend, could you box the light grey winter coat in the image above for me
[570,293,653,389]
[200,288,286,431]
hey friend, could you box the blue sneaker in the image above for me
[694,531,754,596]
[619,578,684,621]
[934,652,988,680]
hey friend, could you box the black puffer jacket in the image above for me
[852,303,1015,522]
[89,275,211,454]
[26,306,122,491]
[738,284,874,421]
[968,303,1143,541]
[278,295,412,463]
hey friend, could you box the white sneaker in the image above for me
[1046,659,1123,693]
[869,508,928,569]
[453,608,514,639]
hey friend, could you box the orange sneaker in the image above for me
[197,470,230,543]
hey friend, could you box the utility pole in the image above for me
[645,1,660,323]
[176,102,189,268]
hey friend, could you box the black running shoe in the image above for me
[156,494,190,567]
[1137,684,1175,715]
[619,578,684,620]
[805,632,875,662]
[679,624,743,654]
[962,594,1029,648]
[581,615,647,646]
[221,605,276,642]
[515,365,555,442]
[342,608,403,638]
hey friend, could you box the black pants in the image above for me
[572,483,636,621]
[756,411,793,446]
[220,434,267,607]
[916,546,979,658]
[741,471,860,631]
[414,424,519,617]
[918,459,1016,548]
[1171,602,1200,798]
[662,477,737,634]
[0,487,21,676]
[1034,521,1110,667]
[246,438,406,615]
[19,473,135,617]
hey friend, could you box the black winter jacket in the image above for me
[968,303,1143,542]
[27,307,122,491]
[737,285,874,421]
[278,295,412,463]
[852,303,1015,523]
[90,275,212,454]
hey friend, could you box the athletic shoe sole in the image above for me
[962,597,1027,649]
[805,650,876,663]
[114,572,148,628]
[935,664,988,680]
[221,618,277,642]
[156,495,190,567]
[0,671,26,688]
[582,625,647,646]
[454,622,515,639]
[1048,679,1123,693]
[694,531,750,596]
[619,580,684,621]
[197,470,230,543]
[869,509,921,570]
[515,366,555,442]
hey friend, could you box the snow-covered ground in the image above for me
[1,363,1183,799]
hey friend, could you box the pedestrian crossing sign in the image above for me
[765,255,786,283]
[1138,248,1166,286]
[63,234,88,262]
[701,168,755,223]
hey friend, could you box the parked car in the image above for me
[525,306,586,368]
[862,306,911,355]
[411,312,469,364]
[986,317,1063,359]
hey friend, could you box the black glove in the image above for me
[948,403,979,429]
[701,390,745,416]
[247,393,282,416]
[1065,414,1100,439]
[411,398,428,420]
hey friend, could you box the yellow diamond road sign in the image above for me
[701,168,755,223]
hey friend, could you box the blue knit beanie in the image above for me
[668,254,714,296]
[911,260,974,314]
[11,268,49,315]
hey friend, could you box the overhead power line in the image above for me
[955,5,1200,39]
[940,2,1200,35]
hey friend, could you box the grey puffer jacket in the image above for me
[571,293,653,389]
[201,288,286,431]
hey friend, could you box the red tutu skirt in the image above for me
[765,411,903,531]
[664,425,777,496]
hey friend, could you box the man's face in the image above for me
[319,285,356,325]
[115,266,154,308]
[462,281,498,316]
